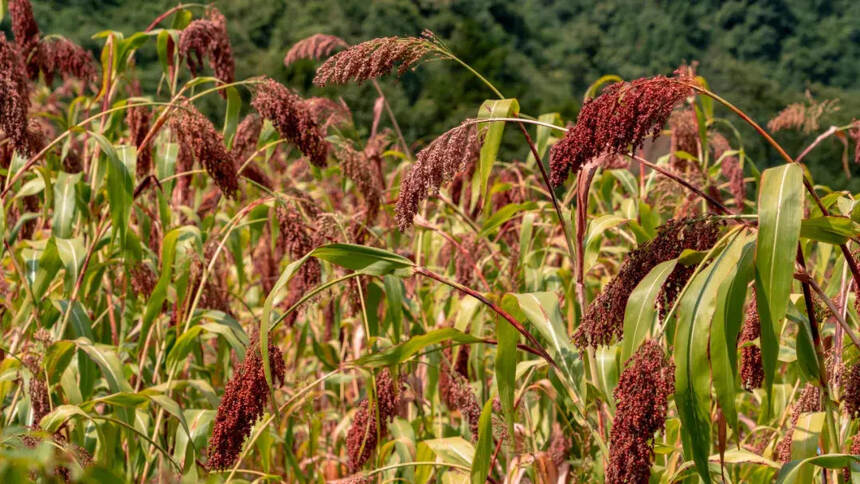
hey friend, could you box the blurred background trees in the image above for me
[9,0,859,188]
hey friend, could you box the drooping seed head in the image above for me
[8,0,39,54]
[126,104,152,178]
[550,68,694,187]
[395,120,482,231]
[607,340,675,484]
[178,7,234,89]
[843,362,860,418]
[0,34,31,156]
[251,78,329,167]
[303,96,353,131]
[168,102,239,198]
[284,34,348,65]
[206,334,285,470]
[313,31,437,86]
[276,205,321,290]
[739,299,764,390]
[768,96,839,134]
[711,132,745,212]
[574,218,720,348]
[32,38,98,85]
[346,369,400,471]
[438,346,481,440]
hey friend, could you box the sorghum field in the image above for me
[2,0,860,483]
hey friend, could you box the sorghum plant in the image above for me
[3,2,860,484]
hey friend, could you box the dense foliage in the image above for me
[2,1,860,483]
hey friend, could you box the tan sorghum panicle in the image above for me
[251,78,329,167]
[574,218,720,348]
[179,7,234,89]
[284,34,348,65]
[850,120,860,164]
[206,333,285,470]
[607,340,675,484]
[313,32,436,86]
[768,96,839,134]
[550,68,693,187]
[168,102,239,198]
[395,120,482,231]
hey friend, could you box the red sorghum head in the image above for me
[438,348,481,441]
[669,108,699,169]
[206,333,285,470]
[739,299,764,390]
[607,340,675,484]
[303,96,353,131]
[8,0,39,54]
[179,7,234,89]
[168,102,239,198]
[0,34,31,156]
[313,31,437,86]
[843,362,860,418]
[32,38,98,85]
[574,218,720,348]
[126,104,152,178]
[276,205,322,291]
[395,120,482,231]
[284,34,348,65]
[346,369,400,471]
[251,78,329,167]
[550,68,693,187]
[711,132,745,212]
[231,113,262,162]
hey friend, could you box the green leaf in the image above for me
[785,305,821,383]
[424,437,474,467]
[143,226,197,332]
[800,215,858,244]
[74,337,133,393]
[776,454,859,484]
[526,112,562,163]
[675,229,750,482]
[504,293,584,411]
[55,237,85,294]
[311,243,414,276]
[621,259,677,362]
[709,237,755,435]
[223,86,241,148]
[495,313,518,442]
[260,255,310,401]
[353,328,483,368]
[755,163,803,412]
[478,201,537,237]
[471,98,519,212]
[470,399,495,484]
[52,171,80,238]
[91,133,133,247]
